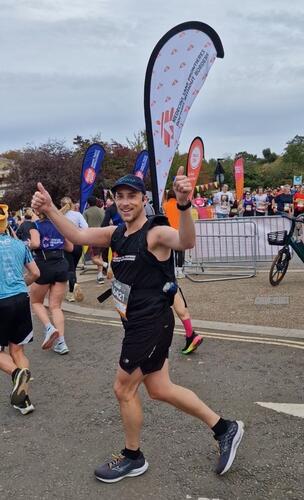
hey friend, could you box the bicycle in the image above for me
[267,213,304,286]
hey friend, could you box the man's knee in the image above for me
[9,343,23,357]
[146,384,171,402]
[113,379,134,403]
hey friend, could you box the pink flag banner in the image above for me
[186,136,204,200]
[144,21,224,212]
[234,157,245,203]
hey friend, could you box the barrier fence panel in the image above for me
[249,215,292,261]
[184,219,257,282]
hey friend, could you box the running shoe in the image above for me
[95,451,148,483]
[97,272,105,284]
[53,339,69,355]
[215,420,244,475]
[11,368,31,406]
[73,283,84,302]
[42,324,59,350]
[175,267,185,279]
[13,395,35,415]
[66,291,75,302]
[181,331,203,355]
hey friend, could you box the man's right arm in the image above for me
[31,183,115,247]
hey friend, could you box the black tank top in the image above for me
[111,216,175,322]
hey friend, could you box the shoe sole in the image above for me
[218,421,244,475]
[41,330,59,350]
[182,336,203,355]
[13,403,35,415]
[95,461,149,483]
[11,369,31,406]
[54,349,69,355]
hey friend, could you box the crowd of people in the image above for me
[0,170,245,486]
[188,183,304,219]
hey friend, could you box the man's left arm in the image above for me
[151,166,195,251]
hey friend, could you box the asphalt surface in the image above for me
[0,313,303,500]
[75,266,304,331]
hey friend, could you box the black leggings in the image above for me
[174,250,185,268]
[65,246,83,292]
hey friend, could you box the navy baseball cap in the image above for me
[112,174,146,194]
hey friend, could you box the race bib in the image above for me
[245,205,252,211]
[284,203,290,212]
[112,279,131,320]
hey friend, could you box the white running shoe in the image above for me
[42,325,59,350]
[175,267,185,279]
[66,291,75,302]
[97,272,105,284]
[53,339,69,355]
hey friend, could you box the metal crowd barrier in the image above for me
[183,215,294,282]
[248,215,291,261]
[184,218,257,282]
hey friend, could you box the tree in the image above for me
[4,141,79,209]
[262,148,278,163]
[283,135,304,167]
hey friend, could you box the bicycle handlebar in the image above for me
[278,212,304,223]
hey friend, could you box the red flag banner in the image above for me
[234,157,244,202]
[186,137,204,200]
[144,21,224,212]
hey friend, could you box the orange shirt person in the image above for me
[163,189,179,229]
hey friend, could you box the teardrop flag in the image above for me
[79,143,105,213]
[186,137,204,200]
[144,21,224,212]
[132,150,150,179]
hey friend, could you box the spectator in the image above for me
[163,190,184,278]
[241,192,255,217]
[213,184,234,219]
[273,185,293,215]
[254,187,268,216]
[293,185,304,217]
[84,196,106,284]
[60,197,88,302]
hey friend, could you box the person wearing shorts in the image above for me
[31,173,244,483]
[30,214,73,355]
[0,203,40,414]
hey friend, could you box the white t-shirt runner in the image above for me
[213,191,235,215]
[254,194,268,214]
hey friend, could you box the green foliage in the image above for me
[283,135,304,167]
[2,132,304,209]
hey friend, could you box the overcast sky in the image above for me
[0,0,303,159]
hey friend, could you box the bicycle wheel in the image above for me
[269,248,290,286]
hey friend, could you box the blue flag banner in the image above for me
[79,143,106,213]
[133,150,150,180]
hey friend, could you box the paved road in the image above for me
[0,314,303,500]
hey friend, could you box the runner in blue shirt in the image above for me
[0,204,40,414]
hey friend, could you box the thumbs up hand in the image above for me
[31,182,54,214]
[173,166,192,205]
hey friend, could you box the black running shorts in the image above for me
[0,293,33,346]
[35,256,69,285]
[119,308,175,375]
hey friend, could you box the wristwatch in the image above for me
[176,200,192,211]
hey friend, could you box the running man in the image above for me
[0,204,40,414]
[31,169,244,482]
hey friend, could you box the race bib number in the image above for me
[112,279,131,320]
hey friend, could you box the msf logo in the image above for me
[157,107,175,147]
